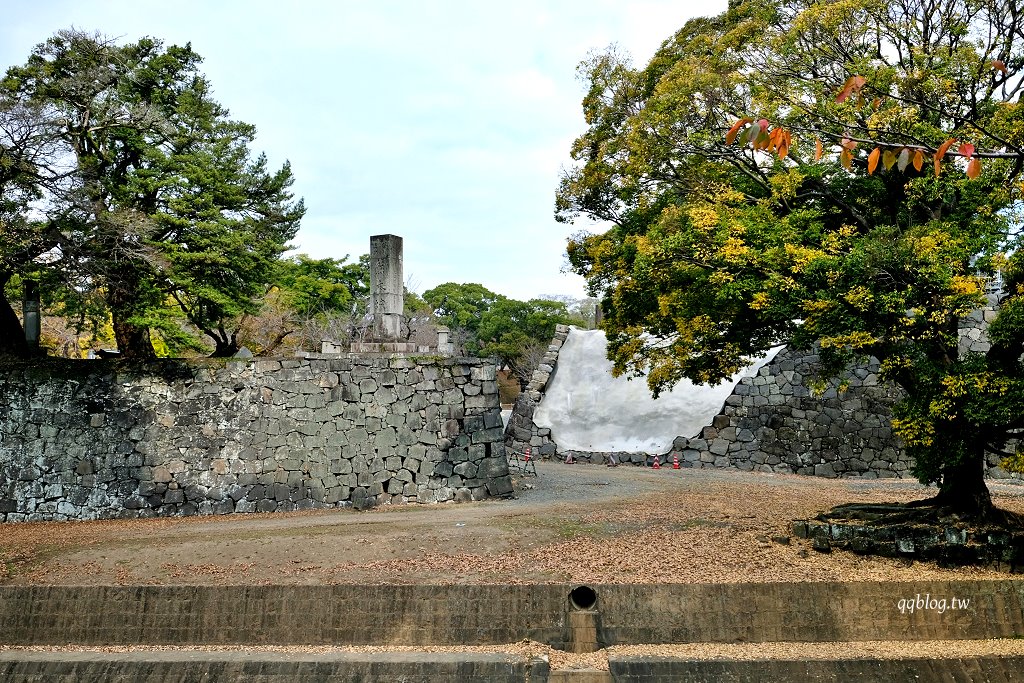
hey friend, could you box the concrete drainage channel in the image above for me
[4,581,1024,681]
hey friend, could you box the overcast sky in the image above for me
[1,1,727,301]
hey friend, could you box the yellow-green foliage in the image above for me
[558,0,1024,502]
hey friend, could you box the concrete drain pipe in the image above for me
[567,585,602,653]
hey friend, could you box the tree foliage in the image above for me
[422,282,576,385]
[422,282,505,335]
[0,30,304,358]
[557,0,1024,514]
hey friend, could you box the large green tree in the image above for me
[1,30,303,359]
[558,0,1024,515]
[422,282,505,336]
[423,282,575,384]
[477,297,573,385]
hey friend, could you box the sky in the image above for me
[1,0,727,301]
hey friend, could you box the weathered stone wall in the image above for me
[0,355,511,522]
[671,346,911,478]
[672,294,1018,481]
[504,324,568,459]
[509,294,1019,482]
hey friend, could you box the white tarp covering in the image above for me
[533,328,783,453]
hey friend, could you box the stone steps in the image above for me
[4,582,1024,681]
[3,646,1024,682]
[0,649,547,682]
[610,653,1024,682]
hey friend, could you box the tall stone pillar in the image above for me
[369,234,404,340]
[23,279,40,353]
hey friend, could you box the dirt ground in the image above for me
[3,462,1024,586]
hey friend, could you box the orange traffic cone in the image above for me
[652,455,660,469]
[673,452,680,469]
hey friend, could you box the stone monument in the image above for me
[22,280,40,354]
[349,234,417,353]
[369,234,404,340]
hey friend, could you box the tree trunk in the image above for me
[0,273,29,358]
[934,449,993,517]
[257,329,293,357]
[111,311,155,360]
[208,335,240,357]
[108,283,155,361]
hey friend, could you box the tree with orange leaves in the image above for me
[558,0,1024,516]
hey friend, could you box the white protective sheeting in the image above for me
[533,328,783,453]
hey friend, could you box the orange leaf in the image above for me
[966,157,982,179]
[814,138,823,161]
[836,75,867,103]
[754,129,771,150]
[867,147,880,175]
[934,138,956,177]
[777,142,789,160]
[935,138,956,161]
[725,118,750,145]
[912,149,924,172]
[872,97,881,109]
[993,59,1008,74]
[959,142,975,158]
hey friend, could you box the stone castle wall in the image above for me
[0,355,511,522]
[507,295,1019,482]
[504,325,568,460]
[671,347,910,477]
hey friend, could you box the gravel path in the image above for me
[3,462,1024,586]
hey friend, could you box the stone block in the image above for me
[453,462,478,478]
[709,439,730,455]
[814,462,837,478]
[486,475,514,496]
[476,457,508,478]
[470,365,497,382]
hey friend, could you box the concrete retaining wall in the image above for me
[0,651,548,683]
[0,585,572,647]
[0,355,511,522]
[3,651,1020,683]
[1,581,1021,647]
[609,655,1024,683]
